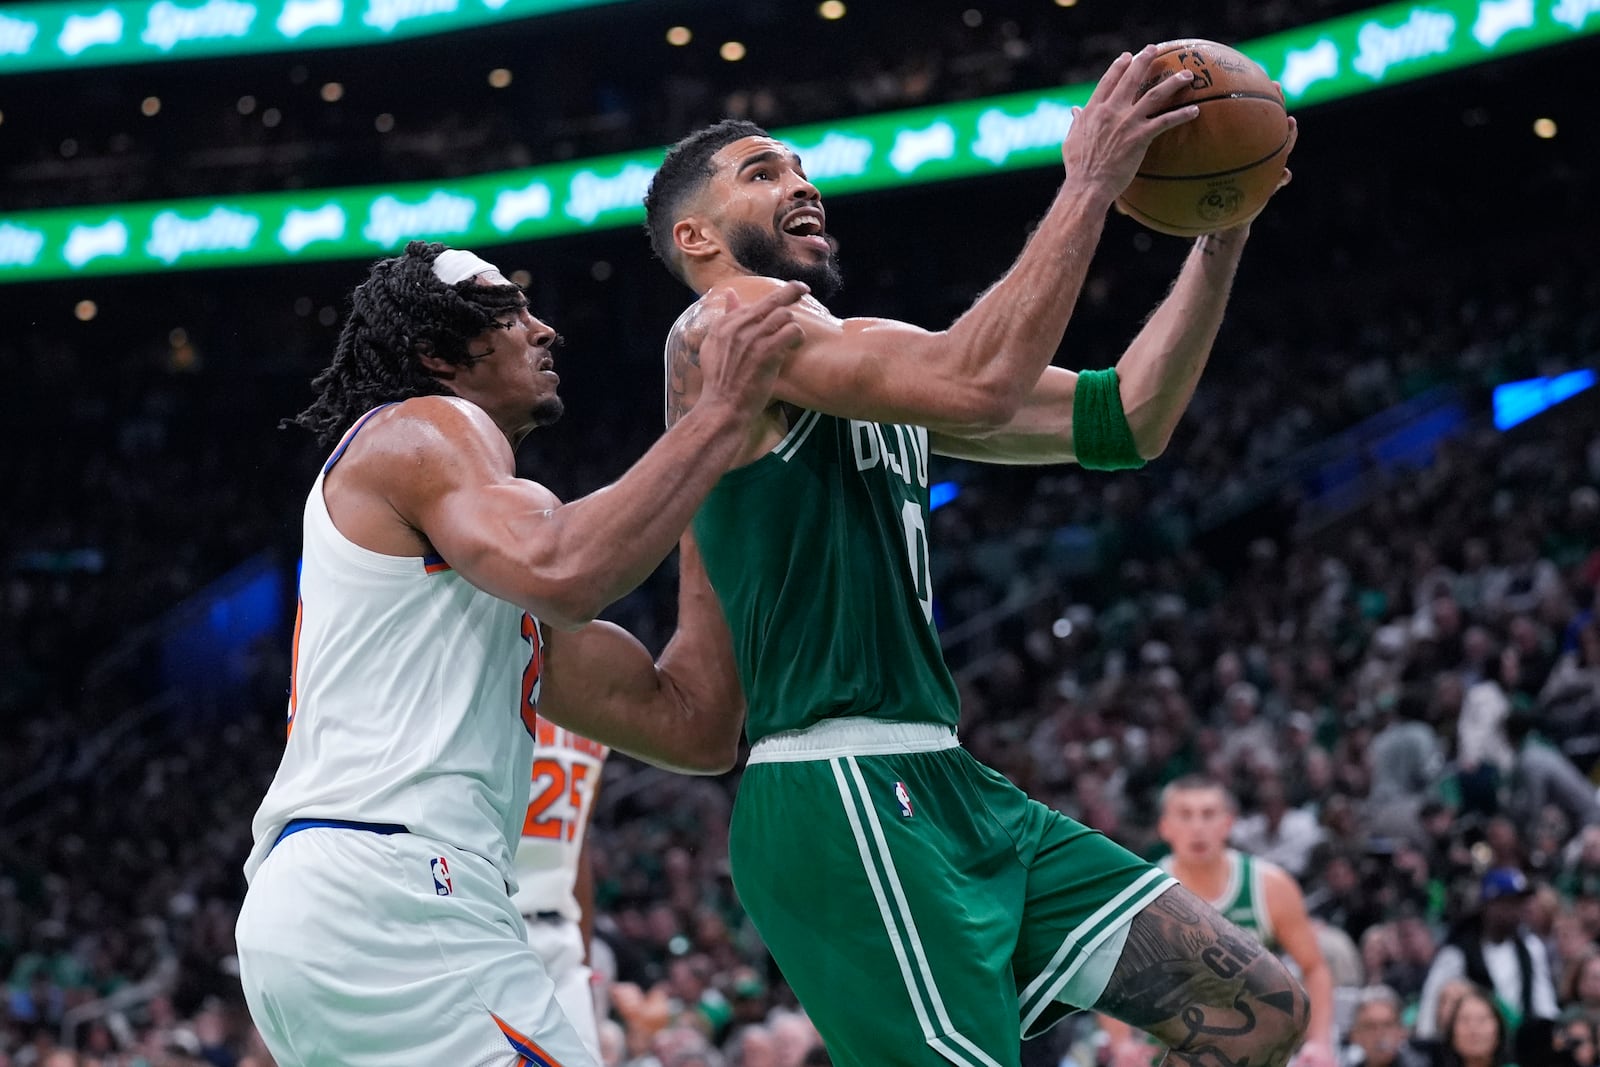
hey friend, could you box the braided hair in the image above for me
[284,240,527,447]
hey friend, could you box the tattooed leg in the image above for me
[1093,886,1308,1067]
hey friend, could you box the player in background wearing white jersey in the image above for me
[235,241,807,1067]
[515,719,609,1060]
[1100,776,1335,1067]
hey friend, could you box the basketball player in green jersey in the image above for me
[1101,777,1335,1067]
[643,47,1304,1067]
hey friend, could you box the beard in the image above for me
[530,395,565,426]
[726,223,843,301]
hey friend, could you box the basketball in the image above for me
[1116,40,1292,237]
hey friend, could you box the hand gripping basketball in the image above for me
[1061,44,1203,204]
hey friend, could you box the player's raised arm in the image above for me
[538,533,745,774]
[648,46,1200,436]
[393,283,806,631]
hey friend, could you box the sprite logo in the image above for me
[1352,8,1456,79]
[972,100,1075,166]
[1554,0,1600,30]
[490,181,553,233]
[0,13,39,55]
[888,121,955,175]
[362,191,475,245]
[0,223,46,267]
[1279,38,1340,98]
[57,9,123,55]
[785,131,873,181]
[141,0,257,51]
[362,0,458,33]
[278,204,346,252]
[1472,0,1534,46]
[63,219,129,268]
[146,206,260,263]
[276,0,343,37]
[564,163,654,225]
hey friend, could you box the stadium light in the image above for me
[666,25,691,46]
[1532,117,1557,138]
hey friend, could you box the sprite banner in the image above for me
[0,0,622,72]
[2,0,1596,283]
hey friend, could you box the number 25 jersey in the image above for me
[511,719,608,922]
[692,409,960,745]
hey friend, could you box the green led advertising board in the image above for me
[2,0,1596,283]
[0,0,622,72]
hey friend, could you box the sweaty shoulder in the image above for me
[711,275,837,323]
[333,395,525,522]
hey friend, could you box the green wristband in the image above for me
[1072,367,1146,471]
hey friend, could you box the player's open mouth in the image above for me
[781,208,829,252]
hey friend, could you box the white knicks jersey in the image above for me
[243,406,543,889]
[511,718,608,922]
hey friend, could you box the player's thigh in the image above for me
[238,828,595,1067]
[1009,800,1177,1040]
[731,751,1026,1067]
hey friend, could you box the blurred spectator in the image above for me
[1342,985,1427,1067]
[1436,986,1513,1067]
[1415,870,1558,1043]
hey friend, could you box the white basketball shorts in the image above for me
[236,824,596,1067]
[524,914,598,1061]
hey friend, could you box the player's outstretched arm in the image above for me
[538,534,745,775]
[669,47,1200,436]
[927,119,1297,466]
[394,283,806,631]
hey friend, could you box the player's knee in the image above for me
[1245,954,1309,1066]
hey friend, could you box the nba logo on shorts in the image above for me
[894,781,913,818]
[430,857,453,896]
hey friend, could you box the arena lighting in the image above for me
[1493,370,1596,431]
[237,94,257,115]
[719,40,746,61]
[140,95,160,115]
[1054,0,1078,7]
[665,25,691,46]
[74,298,96,320]
[320,81,343,102]
[3,0,1598,283]
[488,68,513,89]
[1532,116,1557,138]
[374,112,394,133]
[0,0,635,74]
[818,1,846,20]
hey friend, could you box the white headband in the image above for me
[432,248,505,286]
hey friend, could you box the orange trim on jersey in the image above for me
[422,553,452,574]
[287,596,304,738]
[491,1012,564,1067]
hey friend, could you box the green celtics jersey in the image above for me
[1162,850,1277,950]
[693,410,960,745]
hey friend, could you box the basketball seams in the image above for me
[1147,90,1285,115]
[1134,131,1292,182]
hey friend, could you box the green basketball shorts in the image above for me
[730,719,1175,1067]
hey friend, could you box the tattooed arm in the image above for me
[666,297,797,465]
[1094,886,1309,1067]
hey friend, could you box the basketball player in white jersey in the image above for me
[514,719,609,1060]
[1101,776,1335,1067]
[235,241,807,1067]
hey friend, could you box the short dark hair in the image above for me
[643,119,768,283]
[1160,774,1235,812]
[283,240,526,447]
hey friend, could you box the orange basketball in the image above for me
[1115,40,1291,237]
